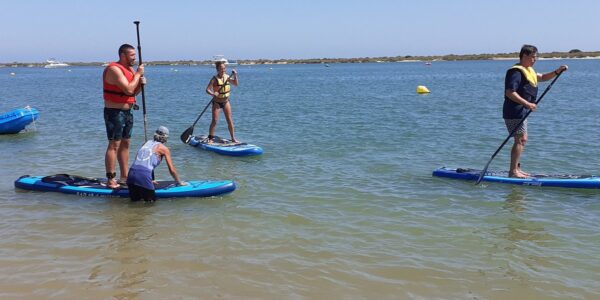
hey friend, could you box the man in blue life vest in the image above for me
[503,44,567,178]
[103,44,145,188]
[205,61,239,143]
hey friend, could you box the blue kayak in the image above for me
[0,106,39,134]
[432,167,600,189]
[15,174,236,198]
[188,135,263,156]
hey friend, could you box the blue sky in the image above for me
[1,0,599,62]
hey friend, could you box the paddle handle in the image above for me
[134,21,143,65]
[134,20,148,142]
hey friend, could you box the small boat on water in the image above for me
[213,55,238,66]
[0,106,39,134]
[44,59,69,68]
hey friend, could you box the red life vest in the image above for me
[103,62,136,104]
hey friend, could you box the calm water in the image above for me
[1,60,599,299]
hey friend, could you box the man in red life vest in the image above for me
[103,44,145,189]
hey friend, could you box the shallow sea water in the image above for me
[1,60,599,299]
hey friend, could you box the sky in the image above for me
[1,0,599,63]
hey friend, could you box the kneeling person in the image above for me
[127,126,187,202]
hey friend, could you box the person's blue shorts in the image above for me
[104,108,133,140]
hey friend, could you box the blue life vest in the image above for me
[503,66,539,119]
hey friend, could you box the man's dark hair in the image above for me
[519,44,538,59]
[118,44,135,56]
[215,61,225,70]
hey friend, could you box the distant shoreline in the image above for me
[2,51,599,67]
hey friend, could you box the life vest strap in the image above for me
[103,89,134,97]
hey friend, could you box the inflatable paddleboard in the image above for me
[15,174,236,198]
[188,135,263,156]
[0,106,39,134]
[432,167,600,189]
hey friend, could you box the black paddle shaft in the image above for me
[134,20,148,142]
[192,100,212,127]
[476,70,564,184]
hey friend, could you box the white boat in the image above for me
[213,55,238,66]
[44,59,69,68]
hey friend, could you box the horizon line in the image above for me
[2,50,600,65]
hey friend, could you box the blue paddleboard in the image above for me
[15,174,236,198]
[432,167,600,189]
[188,135,263,156]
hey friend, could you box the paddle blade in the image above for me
[180,127,194,144]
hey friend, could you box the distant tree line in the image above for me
[237,50,600,64]
[2,50,600,67]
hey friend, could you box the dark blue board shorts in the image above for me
[104,108,133,140]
